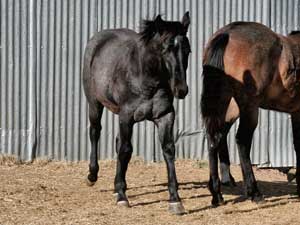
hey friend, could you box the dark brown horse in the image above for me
[201,21,300,206]
[83,12,191,214]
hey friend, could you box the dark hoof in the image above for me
[168,202,185,215]
[211,194,225,207]
[252,193,265,204]
[114,193,129,207]
[117,200,130,207]
[86,174,97,186]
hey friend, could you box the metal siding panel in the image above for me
[0,0,35,161]
[0,0,299,167]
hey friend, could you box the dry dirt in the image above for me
[1,156,300,225]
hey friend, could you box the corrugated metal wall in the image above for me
[1,0,300,166]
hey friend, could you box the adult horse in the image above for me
[201,21,300,206]
[82,12,191,214]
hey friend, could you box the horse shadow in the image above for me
[187,180,299,215]
[222,179,297,200]
[99,179,299,213]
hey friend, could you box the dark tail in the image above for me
[201,33,232,142]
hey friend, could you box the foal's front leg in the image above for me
[114,114,134,207]
[154,110,184,215]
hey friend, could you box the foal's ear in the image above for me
[154,15,164,34]
[182,11,190,34]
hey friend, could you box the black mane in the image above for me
[140,15,185,44]
[140,19,157,44]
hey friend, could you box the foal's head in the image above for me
[141,12,191,99]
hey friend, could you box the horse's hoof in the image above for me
[212,200,226,208]
[86,174,97,186]
[117,200,130,207]
[252,194,265,204]
[86,178,96,186]
[211,194,225,207]
[168,202,185,215]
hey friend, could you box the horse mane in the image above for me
[289,31,300,36]
[140,19,158,44]
[140,15,185,44]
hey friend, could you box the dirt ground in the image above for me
[1,156,300,225]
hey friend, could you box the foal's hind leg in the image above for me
[87,102,104,186]
[236,107,263,202]
[218,122,236,187]
[291,113,300,196]
[114,114,134,206]
[154,111,184,215]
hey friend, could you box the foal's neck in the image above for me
[139,40,165,77]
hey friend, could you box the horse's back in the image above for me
[84,28,138,67]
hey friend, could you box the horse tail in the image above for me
[201,33,232,142]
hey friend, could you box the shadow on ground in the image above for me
[100,178,298,212]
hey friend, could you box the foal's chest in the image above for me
[133,90,173,122]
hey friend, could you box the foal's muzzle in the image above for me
[174,85,189,99]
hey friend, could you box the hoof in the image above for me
[252,194,265,204]
[86,174,97,186]
[211,194,225,207]
[117,200,130,207]
[168,202,185,215]
[86,178,96,186]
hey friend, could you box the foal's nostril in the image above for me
[177,87,188,99]
[178,89,186,98]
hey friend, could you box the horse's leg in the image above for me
[154,111,184,215]
[218,122,236,187]
[86,102,104,186]
[114,114,134,207]
[208,126,226,206]
[236,107,263,202]
[291,113,300,196]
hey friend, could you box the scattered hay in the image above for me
[0,158,300,225]
[0,154,21,166]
